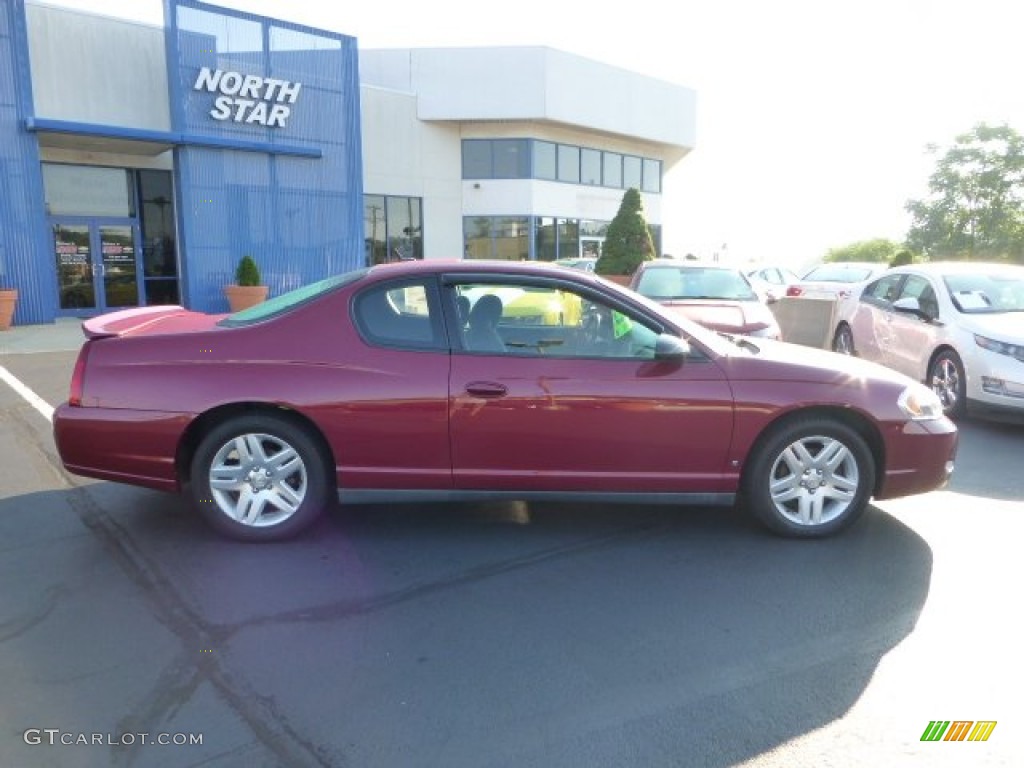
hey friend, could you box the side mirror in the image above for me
[892,296,929,319]
[654,333,690,360]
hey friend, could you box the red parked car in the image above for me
[54,260,957,542]
[630,261,782,340]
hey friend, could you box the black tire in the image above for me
[928,349,967,419]
[832,324,855,355]
[190,413,333,542]
[743,417,875,538]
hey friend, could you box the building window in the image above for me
[462,140,492,179]
[463,216,529,260]
[137,170,179,305]
[643,158,662,193]
[534,141,557,180]
[558,218,579,260]
[603,152,623,188]
[557,144,580,183]
[43,164,134,217]
[581,149,602,185]
[364,195,423,265]
[462,140,662,196]
[364,194,387,265]
[623,155,643,190]
[492,139,529,178]
[535,217,557,261]
[464,217,492,259]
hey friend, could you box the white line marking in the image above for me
[0,364,55,423]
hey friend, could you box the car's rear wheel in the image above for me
[190,413,332,541]
[928,349,966,419]
[743,417,874,537]
[832,324,855,355]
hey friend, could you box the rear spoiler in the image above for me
[81,306,189,340]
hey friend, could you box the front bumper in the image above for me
[875,416,958,500]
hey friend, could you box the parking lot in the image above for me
[1,333,1021,768]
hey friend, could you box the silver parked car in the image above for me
[832,261,1024,418]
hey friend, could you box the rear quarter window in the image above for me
[353,282,444,350]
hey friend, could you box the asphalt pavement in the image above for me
[1,322,1021,768]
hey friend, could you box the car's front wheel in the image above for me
[190,413,333,541]
[743,417,875,537]
[928,349,966,419]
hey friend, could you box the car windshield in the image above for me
[219,268,369,327]
[634,267,758,301]
[943,270,1024,314]
[802,264,877,282]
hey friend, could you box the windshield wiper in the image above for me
[719,332,760,353]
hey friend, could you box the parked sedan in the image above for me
[787,262,888,299]
[831,261,1024,418]
[746,264,801,301]
[54,260,956,542]
[630,261,783,339]
[554,256,597,272]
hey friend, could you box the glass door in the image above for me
[580,237,603,259]
[99,224,140,309]
[53,220,141,315]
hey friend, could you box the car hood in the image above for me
[658,300,776,334]
[960,312,1024,342]
[722,338,914,387]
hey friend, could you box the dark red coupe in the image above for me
[54,260,957,542]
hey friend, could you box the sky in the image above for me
[36,0,1024,269]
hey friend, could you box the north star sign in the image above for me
[193,67,302,127]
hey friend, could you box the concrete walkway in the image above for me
[0,319,86,355]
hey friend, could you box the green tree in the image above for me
[905,123,1024,263]
[824,238,902,263]
[889,249,920,268]
[595,188,656,275]
[235,255,262,286]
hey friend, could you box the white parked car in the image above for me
[788,262,888,299]
[831,261,1024,418]
[746,265,801,301]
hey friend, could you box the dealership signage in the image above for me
[193,67,302,127]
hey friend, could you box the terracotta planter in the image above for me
[0,288,17,331]
[224,284,268,313]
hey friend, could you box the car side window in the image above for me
[899,275,939,318]
[864,274,903,306]
[353,281,444,350]
[451,281,659,360]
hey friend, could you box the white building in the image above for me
[0,0,696,324]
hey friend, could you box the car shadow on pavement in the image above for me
[0,483,933,768]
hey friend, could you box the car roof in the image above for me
[637,261,742,271]
[805,261,882,272]
[364,259,618,287]
[369,259,578,276]
[891,260,1024,276]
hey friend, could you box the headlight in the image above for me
[898,384,945,421]
[975,334,1024,362]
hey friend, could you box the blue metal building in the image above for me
[0,0,363,325]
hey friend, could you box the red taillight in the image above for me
[786,286,803,297]
[68,342,91,407]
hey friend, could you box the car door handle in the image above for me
[464,381,508,398]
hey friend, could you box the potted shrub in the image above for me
[595,187,657,285]
[224,255,268,312]
[0,285,17,331]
